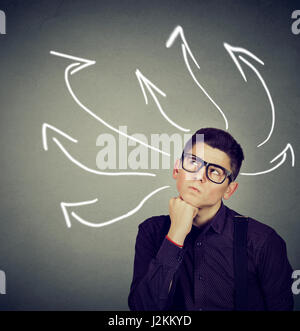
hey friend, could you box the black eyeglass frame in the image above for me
[180,152,234,184]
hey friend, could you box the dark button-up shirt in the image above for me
[128,202,294,311]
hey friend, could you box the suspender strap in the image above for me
[233,216,249,311]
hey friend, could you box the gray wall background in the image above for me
[0,0,299,310]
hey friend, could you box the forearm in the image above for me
[128,238,185,311]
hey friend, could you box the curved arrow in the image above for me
[61,185,170,228]
[50,50,170,157]
[223,42,275,148]
[166,26,229,130]
[136,69,190,132]
[240,143,295,176]
[42,123,156,177]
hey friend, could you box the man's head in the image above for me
[173,128,244,209]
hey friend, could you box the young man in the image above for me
[128,128,294,311]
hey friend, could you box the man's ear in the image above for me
[223,181,239,200]
[172,159,181,179]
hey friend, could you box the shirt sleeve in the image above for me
[128,222,185,311]
[257,230,294,311]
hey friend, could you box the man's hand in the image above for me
[167,196,198,246]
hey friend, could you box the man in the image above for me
[128,127,294,311]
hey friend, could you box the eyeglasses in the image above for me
[181,152,234,184]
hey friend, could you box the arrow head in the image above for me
[223,42,264,82]
[166,26,200,69]
[135,69,166,105]
[270,143,295,167]
[50,50,96,75]
[60,199,98,228]
[166,25,184,48]
[42,123,78,151]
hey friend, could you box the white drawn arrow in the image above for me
[166,26,229,130]
[49,50,170,157]
[42,123,155,177]
[135,69,190,132]
[241,143,295,176]
[224,42,275,148]
[61,185,170,228]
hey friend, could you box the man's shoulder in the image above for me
[226,206,280,249]
[138,214,171,245]
[139,214,171,231]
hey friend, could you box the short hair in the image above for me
[182,127,244,181]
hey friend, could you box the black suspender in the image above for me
[233,215,249,311]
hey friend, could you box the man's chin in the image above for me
[182,194,203,208]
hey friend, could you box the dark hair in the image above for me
[182,127,244,181]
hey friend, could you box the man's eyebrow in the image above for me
[190,153,228,169]
[189,154,203,162]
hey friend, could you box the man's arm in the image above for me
[128,222,185,311]
[128,197,197,311]
[257,230,294,311]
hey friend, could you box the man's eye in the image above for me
[187,157,197,164]
[210,168,221,175]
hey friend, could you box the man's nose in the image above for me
[191,166,207,182]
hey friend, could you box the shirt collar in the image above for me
[209,201,226,234]
[192,201,226,235]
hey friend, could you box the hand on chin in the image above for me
[180,194,201,209]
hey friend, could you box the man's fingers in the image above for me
[169,197,177,207]
[193,208,198,219]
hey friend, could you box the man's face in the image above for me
[173,142,238,209]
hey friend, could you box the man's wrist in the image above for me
[166,229,186,247]
[166,235,184,248]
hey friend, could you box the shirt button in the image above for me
[199,275,203,280]
[196,241,202,247]
[198,308,203,311]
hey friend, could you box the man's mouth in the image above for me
[188,186,201,193]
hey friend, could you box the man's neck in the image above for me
[193,200,222,228]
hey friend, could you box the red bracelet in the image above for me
[166,235,183,248]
